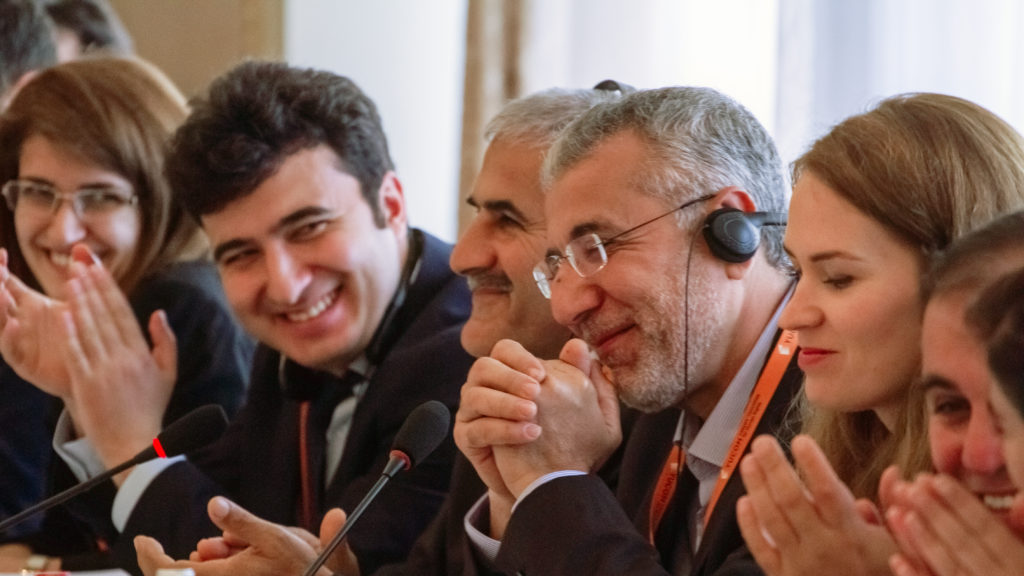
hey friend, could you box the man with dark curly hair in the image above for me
[66,60,475,575]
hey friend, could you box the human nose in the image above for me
[779,278,822,331]
[549,269,601,329]
[962,409,1005,475]
[450,219,493,276]
[44,200,88,244]
[262,243,309,305]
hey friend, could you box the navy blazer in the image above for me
[372,408,640,576]
[112,231,473,575]
[493,330,803,576]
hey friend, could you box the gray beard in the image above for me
[615,260,728,413]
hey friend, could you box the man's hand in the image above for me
[135,497,355,576]
[454,339,544,519]
[454,338,620,538]
[493,338,621,498]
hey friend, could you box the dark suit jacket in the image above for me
[373,453,487,576]
[493,330,803,576]
[373,407,640,576]
[113,231,473,575]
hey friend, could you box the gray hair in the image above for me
[485,86,629,150]
[542,86,788,269]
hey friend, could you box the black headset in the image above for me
[593,81,785,264]
[702,208,787,263]
[592,79,636,94]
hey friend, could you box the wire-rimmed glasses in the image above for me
[2,179,137,222]
[532,193,714,298]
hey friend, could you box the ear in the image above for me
[712,186,758,214]
[378,171,408,235]
[707,186,758,280]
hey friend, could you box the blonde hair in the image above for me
[792,93,1024,500]
[0,55,204,295]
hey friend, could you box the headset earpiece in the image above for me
[703,208,787,263]
[592,79,636,94]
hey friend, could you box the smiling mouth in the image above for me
[587,325,633,352]
[983,493,1016,512]
[47,251,71,269]
[284,289,338,323]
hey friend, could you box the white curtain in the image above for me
[776,0,1024,165]
[518,0,1024,170]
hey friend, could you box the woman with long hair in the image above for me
[0,56,251,571]
[737,93,1024,576]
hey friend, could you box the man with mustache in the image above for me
[455,86,804,575]
[134,84,630,576]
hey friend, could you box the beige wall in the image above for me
[108,0,283,98]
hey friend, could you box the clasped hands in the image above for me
[452,338,622,538]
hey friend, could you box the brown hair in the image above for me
[0,55,204,295]
[940,212,1024,419]
[792,93,1024,500]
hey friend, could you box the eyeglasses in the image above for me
[532,193,714,298]
[2,179,137,222]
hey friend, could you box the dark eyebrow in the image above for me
[569,220,609,240]
[212,239,249,263]
[467,196,530,223]
[212,205,335,262]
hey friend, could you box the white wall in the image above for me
[285,0,1024,235]
[521,0,779,136]
[284,0,468,243]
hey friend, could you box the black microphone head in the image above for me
[156,404,229,458]
[391,400,450,468]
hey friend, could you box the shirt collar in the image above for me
[684,283,794,468]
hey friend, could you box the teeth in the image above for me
[286,291,336,322]
[983,494,1014,511]
[49,252,70,268]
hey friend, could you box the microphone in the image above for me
[302,400,450,576]
[0,404,228,533]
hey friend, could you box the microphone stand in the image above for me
[0,451,145,533]
[301,455,408,576]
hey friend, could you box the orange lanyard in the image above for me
[647,329,798,544]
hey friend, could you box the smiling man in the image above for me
[133,84,630,576]
[454,87,803,576]
[59,61,475,575]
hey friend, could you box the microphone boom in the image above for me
[302,400,450,576]
[0,404,228,534]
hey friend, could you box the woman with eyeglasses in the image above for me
[0,56,252,572]
[734,93,1024,576]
